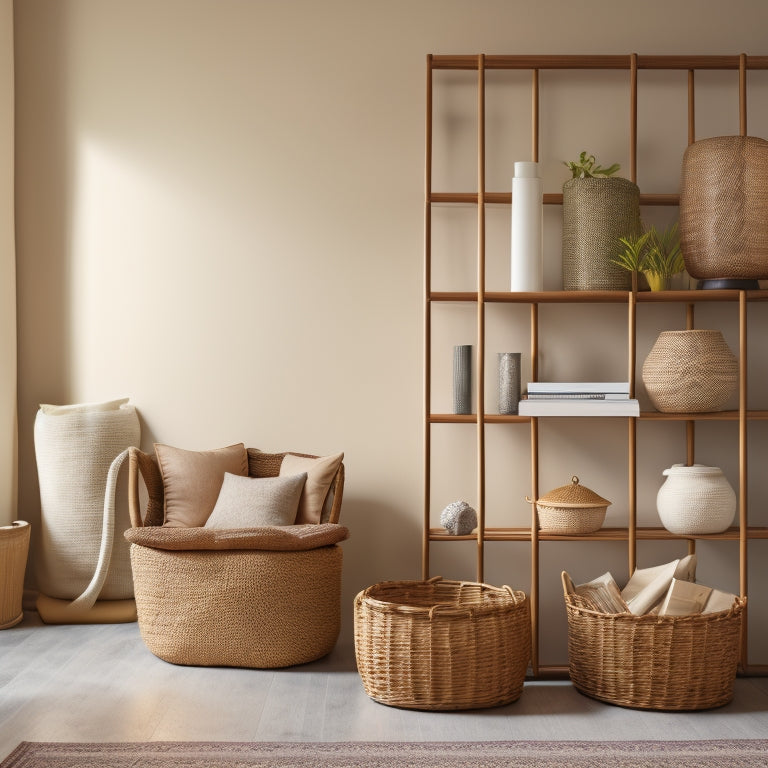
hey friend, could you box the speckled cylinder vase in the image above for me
[498,353,521,415]
[453,345,472,415]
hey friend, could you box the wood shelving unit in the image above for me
[423,53,768,677]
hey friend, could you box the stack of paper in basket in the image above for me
[567,555,738,616]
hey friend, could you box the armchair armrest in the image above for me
[127,447,165,528]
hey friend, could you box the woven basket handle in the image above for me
[561,570,576,597]
[428,602,472,619]
[503,585,526,605]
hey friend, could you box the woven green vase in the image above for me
[562,176,641,291]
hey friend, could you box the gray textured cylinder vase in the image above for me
[498,352,521,415]
[453,345,472,414]
[562,176,641,290]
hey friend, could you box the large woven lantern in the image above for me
[679,135,768,288]
[531,476,610,534]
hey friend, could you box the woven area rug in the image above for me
[2,740,767,767]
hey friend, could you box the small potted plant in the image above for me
[612,222,685,291]
[562,152,642,291]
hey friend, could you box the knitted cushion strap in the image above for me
[68,448,131,610]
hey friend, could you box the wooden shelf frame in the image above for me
[423,52,768,677]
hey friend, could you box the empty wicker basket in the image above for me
[354,577,530,710]
[562,571,744,710]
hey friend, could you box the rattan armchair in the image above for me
[124,447,347,669]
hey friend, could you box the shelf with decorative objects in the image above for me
[424,53,768,678]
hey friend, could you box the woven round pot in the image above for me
[531,476,610,534]
[657,464,736,535]
[642,330,738,413]
[562,176,641,291]
[679,135,768,283]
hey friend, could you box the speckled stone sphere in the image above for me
[440,501,478,536]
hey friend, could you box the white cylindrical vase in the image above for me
[511,161,543,292]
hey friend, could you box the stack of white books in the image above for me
[518,381,639,417]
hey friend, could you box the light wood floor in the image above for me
[1,611,768,760]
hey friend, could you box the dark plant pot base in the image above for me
[697,278,760,290]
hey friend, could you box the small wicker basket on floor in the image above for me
[354,577,530,711]
[562,571,744,711]
[0,521,30,630]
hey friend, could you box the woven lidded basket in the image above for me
[531,476,610,534]
[562,572,744,711]
[679,135,768,281]
[642,330,738,413]
[562,176,640,290]
[354,577,530,710]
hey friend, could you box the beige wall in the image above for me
[13,0,768,663]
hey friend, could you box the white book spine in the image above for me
[518,399,640,417]
[527,381,630,394]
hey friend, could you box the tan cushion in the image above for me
[279,452,344,524]
[125,522,349,551]
[204,472,307,529]
[155,443,248,528]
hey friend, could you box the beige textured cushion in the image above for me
[205,472,307,529]
[279,452,344,524]
[125,523,350,551]
[155,443,248,528]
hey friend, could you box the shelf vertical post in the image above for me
[531,69,539,162]
[422,55,434,580]
[630,53,638,184]
[530,301,540,676]
[628,292,637,575]
[739,53,747,136]
[685,304,696,469]
[739,291,748,668]
[476,54,487,583]
[687,68,696,145]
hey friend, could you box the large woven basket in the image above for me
[642,330,738,413]
[562,572,744,710]
[679,135,768,281]
[354,577,530,710]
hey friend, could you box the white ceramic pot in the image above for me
[656,464,736,535]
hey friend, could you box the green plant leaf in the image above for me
[643,222,684,278]
[564,151,620,179]
[611,231,651,272]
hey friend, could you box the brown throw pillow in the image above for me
[279,452,343,524]
[155,442,248,527]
